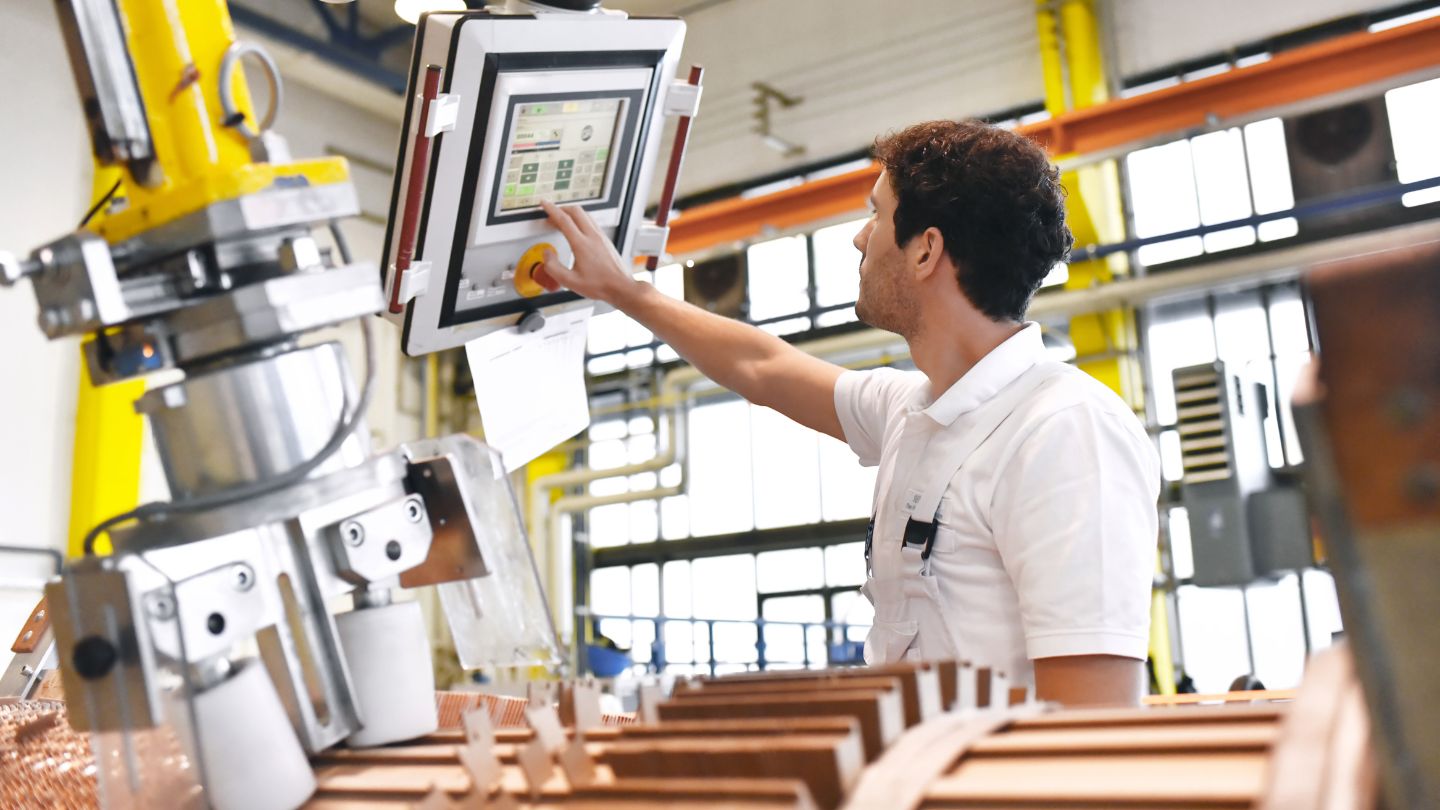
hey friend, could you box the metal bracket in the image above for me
[426,93,460,137]
[46,561,162,732]
[161,561,269,663]
[631,223,670,257]
[398,449,493,588]
[663,80,703,118]
[0,630,55,699]
[326,494,434,586]
[397,260,432,305]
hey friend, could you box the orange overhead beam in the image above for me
[666,14,1440,257]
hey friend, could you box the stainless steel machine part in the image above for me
[0,631,55,699]
[53,0,158,183]
[138,342,370,500]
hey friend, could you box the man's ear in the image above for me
[911,227,945,281]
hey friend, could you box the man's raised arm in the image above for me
[538,201,846,440]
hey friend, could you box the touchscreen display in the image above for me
[498,97,624,212]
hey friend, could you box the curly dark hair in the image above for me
[873,120,1072,322]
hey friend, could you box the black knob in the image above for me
[72,636,119,681]
[206,613,226,635]
[385,540,403,561]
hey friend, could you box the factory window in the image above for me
[1385,76,1440,208]
[686,399,756,536]
[1144,281,1335,693]
[589,538,876,676]
[1125,119,1297,267]
[596,393,872,543]
[586,265,683,375]
[584,414,663,548]
[746,234,811,326]
[813,218,865,308]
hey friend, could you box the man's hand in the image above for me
[537,200,644,306]
[533,200,846,439]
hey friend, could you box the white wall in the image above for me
[1111,0,1396,77]
[0,1,91,671]
[0,3,414,673]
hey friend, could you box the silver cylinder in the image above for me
[139,342,370,500]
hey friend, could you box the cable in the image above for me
[79,179,122,228]
[329,221,353,265]
[83,315,377,555]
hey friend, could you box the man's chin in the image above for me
[854,303,893,334]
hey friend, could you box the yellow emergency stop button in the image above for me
[514,242,555,298]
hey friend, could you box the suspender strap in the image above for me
[900,362,1068,558]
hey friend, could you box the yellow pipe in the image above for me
[66,346,145,558]
[67,166,146,558]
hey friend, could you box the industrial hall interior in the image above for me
[2,0,1439,807]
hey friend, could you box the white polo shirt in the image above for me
[834,323,1160,684]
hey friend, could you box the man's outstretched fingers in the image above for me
[568,204,604,238]
[541,200,583,242]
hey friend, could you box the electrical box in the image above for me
[1174,361,1313,586]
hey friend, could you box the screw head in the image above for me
[72,636,119,681]
[146,594,176,620]
[343,521,365,547]
[404,498,425,524]
[232,564,254,591]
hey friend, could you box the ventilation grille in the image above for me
[1174,366,1231,485]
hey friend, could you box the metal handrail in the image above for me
[0,544,63,591]
[581,610,872,676]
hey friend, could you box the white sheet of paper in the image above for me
[466,306,593,473]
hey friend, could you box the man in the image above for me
[537,119,1160,707]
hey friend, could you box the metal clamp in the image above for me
[327,494,434,586]
[426,94,461,137]
[161,561,268,664]
[663,80,703,118]
[45,560,162,732]
[396,260,432,305]
[631,223,670,257]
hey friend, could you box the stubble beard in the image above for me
[855,256,918,339]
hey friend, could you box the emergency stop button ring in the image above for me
[514,243,560,298]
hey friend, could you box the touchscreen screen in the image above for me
[497,97,624,212]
